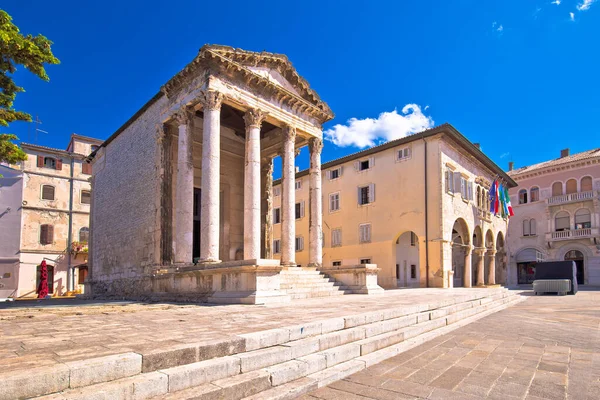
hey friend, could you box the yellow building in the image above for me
[10,134,102,298]
[272,124,516,289]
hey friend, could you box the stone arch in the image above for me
[551,181,563,196]
[554,210,571,231]
[451,218,471,288]
[581,176,593,192]
[566,178,578,194]
[556,243,592,285]
[393,231,420,288]
[514,246,546,285]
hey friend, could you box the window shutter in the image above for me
[366,224,371,242]
[48,225,54,243]
[369,183,375,203]
[453,173,461,194]
[523,220,530,236]
[326,170,331,180]
[300,200,305,218]
[468,182,473,200]
[339,166,343,176]
[37,155,44,168]
[40,225,48,244]
[354,161,359,171]
[55,158,63,171]
[357,187,361,205]
[369,157,375,167]
[530,219,537,236]
[82,163,92,175]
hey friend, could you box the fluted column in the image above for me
[281,125,296,266]
[308,137,323,268]
[463,245,472,288]
[243,108,266,260]
[487,250,497,285]
[475,248,486,286]
[174,109,194,264]
[199,90,224,263]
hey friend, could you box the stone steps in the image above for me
[279,268,346,300]
[20,288,525,400]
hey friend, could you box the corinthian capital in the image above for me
[282,125,296,142]
[174,108,193,126]
[244,108,267,130]
[308,137,323,156]
[200,90,224,111]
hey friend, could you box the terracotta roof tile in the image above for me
[509,148,600,176]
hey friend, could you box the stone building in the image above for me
[272,124,516,289]
[1,134,101,298]
[0,165,23,299]
[506,148,600,286]
[88,45,339,303]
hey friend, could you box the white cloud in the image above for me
[552,0,561,5]
[570,12,575,20]
[497,24,504,32]
[577,0,596,11]
[324,105,434,148]
[500,152,510,159]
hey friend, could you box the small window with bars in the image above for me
[360,258,371,264]
[332,261,342,267]
[358,184,375,205]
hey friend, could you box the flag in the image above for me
[505,185,514,217]
[489,180,496,214]
[494,181,500,215]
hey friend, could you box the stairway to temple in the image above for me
[279,267,351,299]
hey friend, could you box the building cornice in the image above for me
[510,158,600,182]
[21,143,86,159]
[23,169,91,183]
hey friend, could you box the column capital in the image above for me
[464,244,473,255]
[486,249,497,257]
[200,89,224,111]
[282,125,297,141]
[308,137,323,156]
[174,108,194,126]
[474,247,487,255]
[244,108,267,130]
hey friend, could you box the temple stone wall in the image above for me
[90,97,167,290]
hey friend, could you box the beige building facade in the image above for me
[507,148,600,286]
[4,134,101,298]
[272,124,516,289]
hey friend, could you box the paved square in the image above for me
[301,290,600,400]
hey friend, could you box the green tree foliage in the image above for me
[0,9,59,170]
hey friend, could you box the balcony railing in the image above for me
[547,190,596,205]
[546,228,598,241]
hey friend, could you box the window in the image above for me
[359,223,371,243]
[273,239,281,254]
[355,157,374,172]
[41,185,55,200]
[78,266,88,285]
[79,227,89,242]
[81,190,91,205]
[518,189,528,204]
[410,232,417,246]
[273,187,281,197]
[445,167,455,194]
[575,209,591,229]
[295,201,305,219]
[331,228,342,247]
[397,147,411,161]
[40,224,54,245]
[360,258,371,264]
[581,176,593,192]
[82,162,92,175]
[358,184,375,205]
[273,208,281,224]
[44,157,56,169]
[410,265,417,279]
[295,237,304,252]
[555,211,570,231]
[332,261,342,267]
[476,186,481,208]
[552,182,563,196]
[295,180,302,190]
[566,179,577,195]
[360,160,370,171]
[523,219,536,236]
[329,192,340,212]
[328,167,342,180]
[530,187,540,202]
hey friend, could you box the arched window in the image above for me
[518,189,528,204]
[79,227,89,243]
[552,182,563,196]
[523,219,537,236]
[566,179,577,194]
[555,211,570,232]
[41,185,55,200]
[575,209,591,230]
[476,186,481,208]
[581,176,593,192]
[565,250,584,261]
[530,187,539,202]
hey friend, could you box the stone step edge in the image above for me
[31,294,524,400]
[7,290,517,400]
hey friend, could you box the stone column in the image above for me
[308,137,323,268]
[475,248,486,286]
[463,245,472,288]
[261,157,275,259]
[174,109,194,264]
[280,125,296,266]
[487,250,497,285]
[199,90,224,263]
[243,108,266,260]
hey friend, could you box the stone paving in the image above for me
[300,290,600,400]
[0,288,503,374]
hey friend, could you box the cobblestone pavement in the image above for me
[0,288,503,374]
[301,290,600,400]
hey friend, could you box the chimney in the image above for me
[295,166,299,173]
[473,143,481,150]
[508,161,514,171]
[560,148,570,158]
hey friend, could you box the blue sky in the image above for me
[4,0,600,176]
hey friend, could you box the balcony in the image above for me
[547,190,597,206]
[546,227,598,242]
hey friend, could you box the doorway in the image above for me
[565,250,585,285]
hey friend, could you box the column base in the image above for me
[280,261,298,267]
[196,258,221,265]
[307,262,322,269]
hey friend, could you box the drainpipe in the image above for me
[423,138,429,287]
[67,155,74,292]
